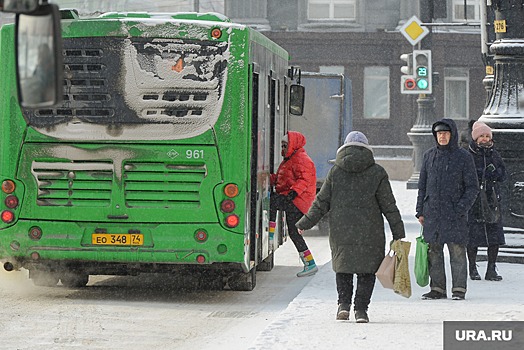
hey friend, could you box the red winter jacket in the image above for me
[270,131,317,214]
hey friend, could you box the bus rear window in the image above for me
[22,37,229,141]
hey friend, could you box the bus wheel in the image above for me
[257,253,274,271]
[30,269,59,287]
[228,268,256,291]
[60,273,89,288]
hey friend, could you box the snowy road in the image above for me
[0,233,332,349]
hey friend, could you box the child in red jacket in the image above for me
[270,131,318,277]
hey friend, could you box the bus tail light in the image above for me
[211,28,222,39]
[195,229,208,242]
[196,254,206,263]
[220,199,235,213]
[29,227,43,240]
[225,214,239,228]
[1,210,14,223]
[224,183,239,198]
[2,180,15,194]
[5,195,19,209]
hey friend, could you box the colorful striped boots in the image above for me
[297,249,318,277]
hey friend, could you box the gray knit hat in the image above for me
[344,131,369,145]
[337,131,372,153]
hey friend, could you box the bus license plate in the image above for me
[92,233,144,246]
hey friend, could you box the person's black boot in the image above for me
[355,309,369,323]
[336,303,350,320]
[485,263,502,281]
[469,264,481,280]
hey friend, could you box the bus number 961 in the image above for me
[186,150,204,159]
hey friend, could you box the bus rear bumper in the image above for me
[0,220,249,274]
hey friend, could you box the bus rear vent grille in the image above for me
[123,162,206,208]
[32,161,113,207]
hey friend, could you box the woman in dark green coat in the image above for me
[296,131,405,323]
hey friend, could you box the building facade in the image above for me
[227,0,486,146]
[1,0,487,146]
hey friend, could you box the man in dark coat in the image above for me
[296,131,405,323]
[416,118,479,300]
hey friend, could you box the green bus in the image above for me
[0,10,304,291]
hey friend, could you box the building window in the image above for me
[308,0,356,20]
[363,66,390,119]
[154,0,192,11]
[453,0,479,22]
[198,0,225,13]
[319,66,345,75]
[444,68,469,120]
[157,0,225,12]
[226,0,266,19]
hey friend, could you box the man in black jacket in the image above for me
[416,118,479,300]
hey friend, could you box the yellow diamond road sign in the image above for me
[400,16,429,46]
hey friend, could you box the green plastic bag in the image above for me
[415,230,429,287]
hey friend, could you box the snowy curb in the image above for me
[249,261,335,349]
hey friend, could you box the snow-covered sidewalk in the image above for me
[250,181,524,349]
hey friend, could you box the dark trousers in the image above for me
[428,242,467,294]
[336,272,376,311]
[270,192,308,253]
[467,245,500,265]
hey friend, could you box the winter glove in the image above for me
[486,163,496,172]
[287,190,298,201]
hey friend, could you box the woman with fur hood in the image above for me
[296,131,405,323]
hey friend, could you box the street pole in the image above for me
[480,0,495,106]
[478,0,524,229]
[406,0,436,190]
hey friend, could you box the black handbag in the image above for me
[472,151,501,224]
[478,182,500,223]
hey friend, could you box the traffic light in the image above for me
[413,50,432,94]
[400,50,433,94]
[400,52,416,94]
